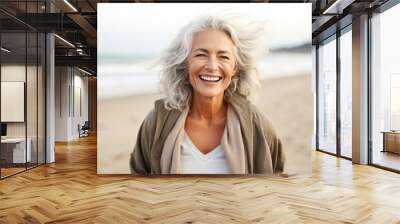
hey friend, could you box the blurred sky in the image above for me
[98,3,311,58]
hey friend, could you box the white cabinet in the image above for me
[1,138,32,163]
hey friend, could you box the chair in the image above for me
[79,121,90,138]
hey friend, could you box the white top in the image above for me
[180,132,231,174]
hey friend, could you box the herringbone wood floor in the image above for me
[1,134,400,223]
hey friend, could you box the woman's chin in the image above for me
[194,89,224,99]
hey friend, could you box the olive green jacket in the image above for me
[130,96,285,174]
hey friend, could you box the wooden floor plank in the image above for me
[1,134,400,223]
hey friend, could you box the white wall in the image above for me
[75,70,89,138]
[55,67,89,141]
[1,65,26,130]
[1,65,38,138]
[1,63,46,164]
[55,66,70,141]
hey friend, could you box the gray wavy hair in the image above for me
[159,15,266,111]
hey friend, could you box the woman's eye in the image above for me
[220,56,230,60]
[195,54,206,57]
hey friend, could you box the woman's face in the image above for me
[187,29,237,99]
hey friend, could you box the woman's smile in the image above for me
[198,75,223,83]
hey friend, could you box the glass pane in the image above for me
[340,29,352,158]
[0,1,46,178]
[318,37,337,154]
[27,0,39,170]
[1,31,27,177]
[371,3,400,171]
[390,75,400,130]
[27,31,38,169]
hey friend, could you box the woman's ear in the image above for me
[234,64,239,76]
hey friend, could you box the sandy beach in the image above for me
[98,73,313,175]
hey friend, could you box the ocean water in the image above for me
[98,52,311,99]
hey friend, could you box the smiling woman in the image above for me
[130,15,286,175]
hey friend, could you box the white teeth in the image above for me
[199,75,222,82]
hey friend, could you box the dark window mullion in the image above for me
[316,44,319,151]
[25,0,28,171]
[36,5,39,167]
[367,11,373,165]
[336,28,341,157]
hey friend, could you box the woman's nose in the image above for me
[205,57,218,71]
